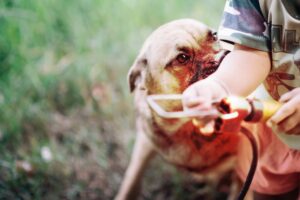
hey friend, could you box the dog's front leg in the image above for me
[115,125,156,200]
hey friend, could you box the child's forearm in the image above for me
[182,44,271,110]
[210,44,271,97]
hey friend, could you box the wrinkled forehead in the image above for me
[150,21,211,49]
[145,21,213,65]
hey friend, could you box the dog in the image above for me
[115,19,241,200]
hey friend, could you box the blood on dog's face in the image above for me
[128,19,224,96]
[146,32,219,95]
[127,19,238,173]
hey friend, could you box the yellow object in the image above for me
[261,100,282,121]
[217,96,282,123]
[213,97,282,133]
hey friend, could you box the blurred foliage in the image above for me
[0,0,224,199]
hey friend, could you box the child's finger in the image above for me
[286,125,300,135]
[279,91,293,103]
[195,98,213,110]
[183,93,212,109]
[268,101,296,125]
[184,97,204,108]
[278,111,300,132]
[184,97,212,110]
[279,88,300,103]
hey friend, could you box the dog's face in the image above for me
[127,19,238,172]
[128,19,225,95]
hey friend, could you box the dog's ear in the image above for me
[127,58,147,93]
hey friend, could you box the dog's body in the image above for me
[115,19,241,200]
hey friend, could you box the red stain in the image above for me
[148,37,238,172]
[166,40,221,93]
[151,119,239,172]
[265,72,296,100]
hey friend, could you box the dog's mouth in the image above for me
[204,49,229,77]
[204,49,229,76]
[189,50,229,85]
[214,49,229,66]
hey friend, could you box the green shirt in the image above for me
[218,0,300,100]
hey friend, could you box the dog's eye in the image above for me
[176,53,190,64]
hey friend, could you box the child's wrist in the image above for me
[206,77,231,99]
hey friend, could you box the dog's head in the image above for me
[128,19,227,95]
[128,19,238,173]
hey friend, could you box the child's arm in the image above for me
[182,44,271,110]
[183,44,300,136]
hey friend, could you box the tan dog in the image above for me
[115,19,240,200]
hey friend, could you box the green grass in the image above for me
[0,0,224,199]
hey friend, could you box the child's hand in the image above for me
[182,78,228,111]
[182,78,228,135]
[268,88,300,135]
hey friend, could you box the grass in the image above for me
[0,0,224,199]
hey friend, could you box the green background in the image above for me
[0,0,224,199]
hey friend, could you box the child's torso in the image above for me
[259,0,300,100]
